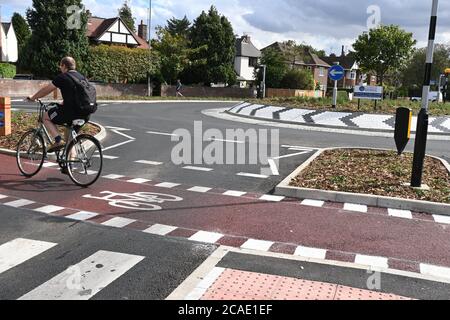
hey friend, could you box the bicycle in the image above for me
[16,99,103,187]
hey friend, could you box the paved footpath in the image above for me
[2,154,450,280]
[228,103,450,134]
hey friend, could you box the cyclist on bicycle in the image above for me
[27,57,90,154]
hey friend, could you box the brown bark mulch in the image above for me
[290,149,450,204]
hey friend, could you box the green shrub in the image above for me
[85,45,160,84]
[280,69,315,90]
[0,63,16,78]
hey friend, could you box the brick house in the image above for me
[261,41,330,92]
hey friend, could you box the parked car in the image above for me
[13,74,34,80]
[409,89,440,102]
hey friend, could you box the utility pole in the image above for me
[147,0,152,97]
[411,0,439,188]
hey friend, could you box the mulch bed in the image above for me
[0,112,100,151]
[290,149,450,204]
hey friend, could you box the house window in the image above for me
[319,67,325,77]
[249,57,258,67]
[349,71,357,80]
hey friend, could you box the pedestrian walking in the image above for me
[176,80,184,97]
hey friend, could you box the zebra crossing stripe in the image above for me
[65,211,98,221]
[19,250,145,300]
[34,206,65,214]
[0,239,57,274]
[102,217,136,228]
[3,199,35,208]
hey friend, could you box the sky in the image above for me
[1,0,450,55]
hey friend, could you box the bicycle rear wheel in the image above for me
[66,134,103,187]
[16,130,45,177]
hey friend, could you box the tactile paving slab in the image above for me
[201,269,414,300]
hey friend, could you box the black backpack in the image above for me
[66,72,98,116]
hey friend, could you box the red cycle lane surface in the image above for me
[1,154,450,269]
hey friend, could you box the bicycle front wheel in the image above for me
[66,134,103,187]
[16,130,45,177]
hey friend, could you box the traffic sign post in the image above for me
[329,64,345,108]
[0,97,11,137]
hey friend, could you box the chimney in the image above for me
[341,45,345,57]
[138,20,148,41]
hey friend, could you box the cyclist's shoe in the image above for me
[47,142,65,153]
[61,167,69,175]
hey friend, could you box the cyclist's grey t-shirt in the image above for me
[52,70,86,117]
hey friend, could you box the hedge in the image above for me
[85,45,160,84]
[0,63,16,78]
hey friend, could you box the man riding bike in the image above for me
[27,57,91,154]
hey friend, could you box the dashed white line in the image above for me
[433,215,450,225]
[3,199,35,208]
[155,182,180,189]
[144,224,178,236]
[355,255,389,269]
[0,194,9,200]
[183,166,213,172]
[206,138,245,144]
[237,172,269,179]
[42,162,59,168]
[127,178,151,184]
[65,211,98,221]
[388,209,413,219]
[102,174,125,180]
[189,231,224,244]
[259,195,285,202]
[343,203,368,213]
[241,239,274,252]
[147,131,179,137]
[420,264,450,281]
[102,140,135,152]
[188,187,212,193]
[223,190,247,197]
[94,155,118,160]
[34,205,65,214]
[295,246,327,260]
[135,160,163,166]
[102,217,136,228]
[301,199,325,207]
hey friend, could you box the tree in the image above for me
[401,45,450,89]
[353,25,416,86]
[11,13,31,49]
[258,48,287,88]
[280,69,315,90]
[26,0,90,78]
[118,0,136,33]
[166,16,191,37]
[188,6,236,85]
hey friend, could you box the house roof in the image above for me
[262,42,330,68]
[322,54,357,70]
[236,36,261,58]
[1,23,12,34]
[87,17,149,49]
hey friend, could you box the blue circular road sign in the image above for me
[329,65,345,81]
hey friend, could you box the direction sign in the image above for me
[329,65,345,81]
[354,86,383,100]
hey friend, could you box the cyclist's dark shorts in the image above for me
[48,104,89,127]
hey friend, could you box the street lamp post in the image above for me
[411,0,439,188]
[147,0,152,97]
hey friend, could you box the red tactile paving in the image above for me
[201,269,414,301]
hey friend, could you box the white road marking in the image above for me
[105,126,131,131]
[94,155,118,160]
[155,182,180,189]
[183,166,213,172]
[267,159,280,176]
[147,131,179,137]
[102,140,134,152]
[388,209,413,219]
[259,195,285,202]
[237,172,269,179]
[102,217,136,228]
[0,238,57,275]
[19,250,145,300]
[102,174,125,180]
[433,215,450,225]
[271,151,309,160]
[111,130,136,141]
[420,264,450,281]
[34,205,65,214]
[206,138,245,144]
[3,199,35,208]
[42,162,59,168]
[343,203,368,213]
[184,267,226,300]
[294,246,327,260]
[0,194,9,200]
[135,160,163,166]
[355,255,389,269]
[65,211,98,221]
[144,224,178,236]
[223,190,247,197]
[188,187,212,193]
[241,239,274,252]
[301,199,325,207]
[189,231,224,244]
[127,178,151,184]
